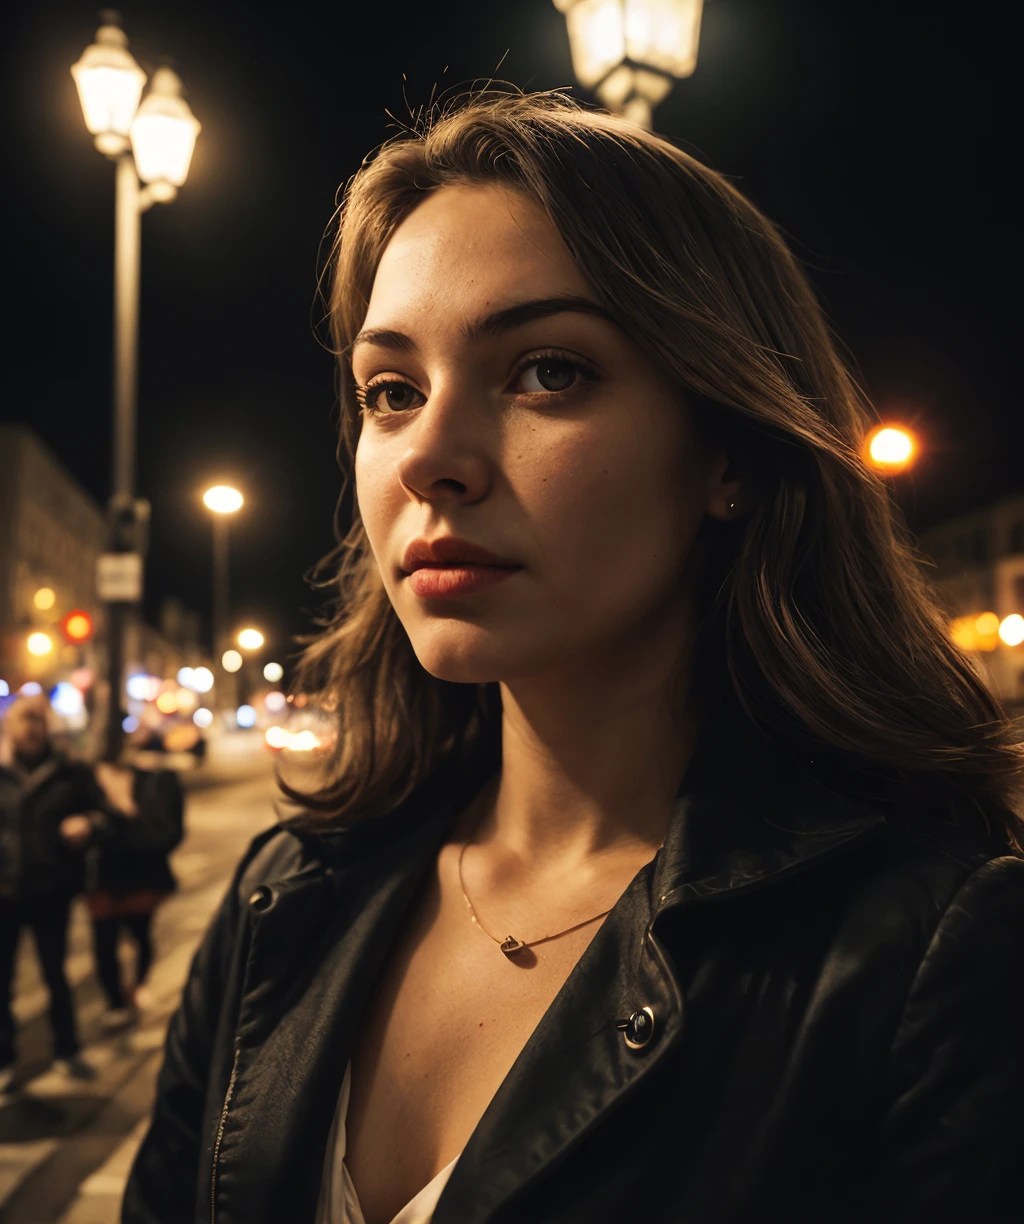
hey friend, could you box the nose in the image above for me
[395,379,493,508]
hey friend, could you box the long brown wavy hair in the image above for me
[286,89,1024,854]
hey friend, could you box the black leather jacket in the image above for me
[123,743,1024,1223]
[0,752,112,901]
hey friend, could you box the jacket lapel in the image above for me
[434,853,683,1222]
[434,738,887,1222]
[211,797,457,1224]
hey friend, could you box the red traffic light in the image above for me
[62,610,94,644]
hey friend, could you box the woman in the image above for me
[123,92,1024,1224]
[89,755,183,1026]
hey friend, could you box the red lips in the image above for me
[401,536,520,572]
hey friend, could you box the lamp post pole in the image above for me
[103,152,144,763]
[213,514,230,707]
[202,486,244,712]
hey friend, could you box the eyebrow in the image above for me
[349,294,617,357]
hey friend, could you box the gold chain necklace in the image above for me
[457,838,614,958]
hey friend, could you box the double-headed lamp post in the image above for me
[72,10,201,761]
[553,0,704,128]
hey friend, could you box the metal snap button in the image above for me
[248,885,273,911]
[616,1005,655,1050]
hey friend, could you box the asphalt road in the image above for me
[0,734,281,1224]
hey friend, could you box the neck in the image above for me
[471,660,697,879]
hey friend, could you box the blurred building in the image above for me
[0,425,213,752]
[0,424,106,696]
[917,495,1024,706]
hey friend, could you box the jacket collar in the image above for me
[1,750,63,797]
[652,726,888,916]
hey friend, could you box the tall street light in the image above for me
[203,485,244,708]
[72,10,201,761]
[553,0,705,128]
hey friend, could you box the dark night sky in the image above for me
[2,1,1014,668]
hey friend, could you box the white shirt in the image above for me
[316,1060,461,1224]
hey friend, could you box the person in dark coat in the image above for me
[0,694,118,1091]
[123,94,1024,1223]
[88,760,184,1027]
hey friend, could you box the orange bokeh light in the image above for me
[62,610,94,643]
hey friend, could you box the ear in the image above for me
[704,449,748,522]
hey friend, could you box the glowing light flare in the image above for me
[191,666,214,693]
[236,704,257,728]
[126,674,161,702]
[193,707,214,728]
[203,485,243,514]
[263,661,284,683]
[50,682,85,718]
[0,680,8,698]
[175,687,199,713]
[19,682,43,696]
[999,614,1024,647]
[34,587,57,610]
[62,610,94,643]
[122,715,140,733]
[27,632,54,657]
[155,690,179,714]
[865,425,916,473]
[237,628,264,651]
[264,691,287,713]
[222,650,242,673]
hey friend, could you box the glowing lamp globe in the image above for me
[222,650,243,673]
[203,486,243,514]
[553,0,704,127]
[130,67,201,196]
[34,587,57,611]
[71,17,147,155]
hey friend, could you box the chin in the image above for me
[405,617,536,685]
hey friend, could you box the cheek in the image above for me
[514,410,698,586]
[354,437,395,554]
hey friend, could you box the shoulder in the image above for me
[230,822,349,905]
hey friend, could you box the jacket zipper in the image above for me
[210,1040,241,1224]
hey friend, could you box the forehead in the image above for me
[363,183,593,332]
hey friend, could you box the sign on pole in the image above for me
[96,553,143,602]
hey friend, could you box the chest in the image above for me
[341,852,605,1224]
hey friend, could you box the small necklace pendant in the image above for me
[500,935,526,956]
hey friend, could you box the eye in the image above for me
[515,356,580,394]
[358,379,425,416]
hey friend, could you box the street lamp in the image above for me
[237,628,265,651]
[553,0,704,128]
[863,425,917,475]
[72,11,201,761]
[203,486,243,707]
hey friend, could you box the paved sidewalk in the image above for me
[0,746,277,1224]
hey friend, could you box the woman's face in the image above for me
[353,183,733,686]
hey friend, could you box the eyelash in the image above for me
[353,349,600,419]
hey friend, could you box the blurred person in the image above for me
[0,694,117,1092]
[88,754,184,1029]
[125,93,1024,1223]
